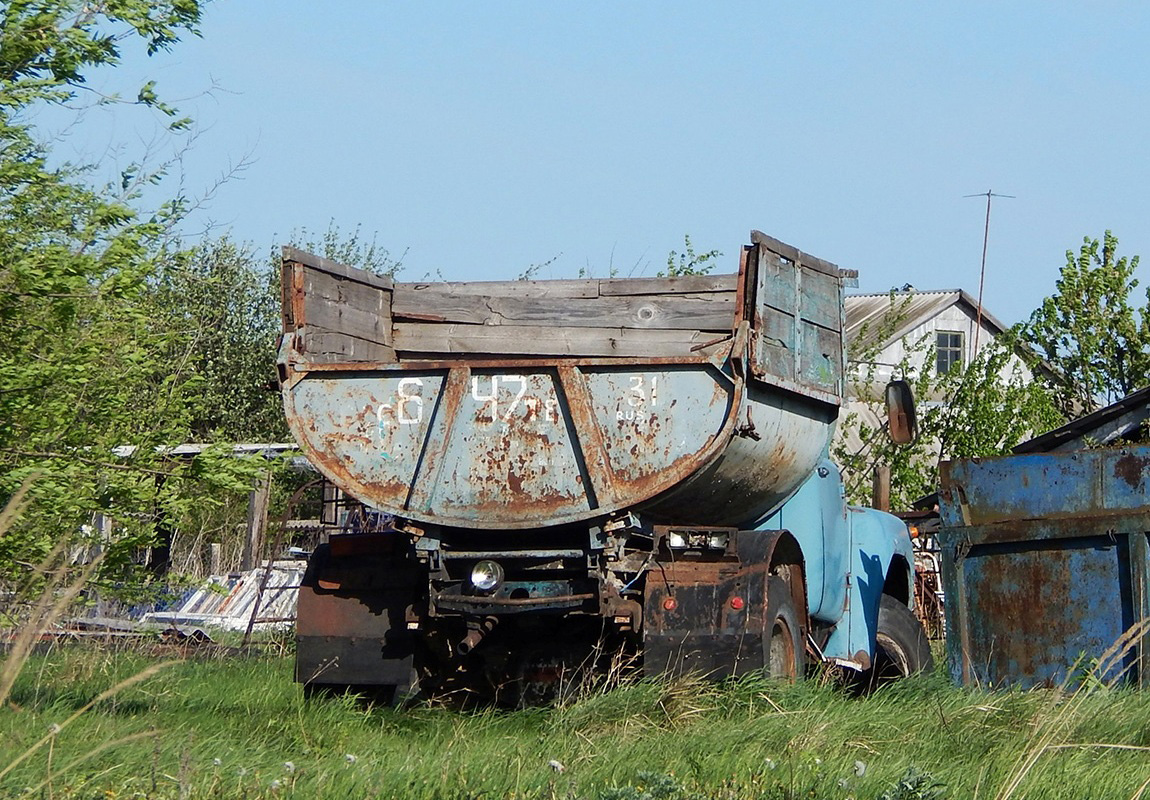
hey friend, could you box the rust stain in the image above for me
[279,253,771,530]
[1114,454,1149,490]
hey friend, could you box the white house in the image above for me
[835,288,1042,493]
[843,288,1023,397]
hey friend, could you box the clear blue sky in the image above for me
[52,2,1150,325]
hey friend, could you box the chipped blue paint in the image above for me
[939,446,1150,688]
[761,457,915,666]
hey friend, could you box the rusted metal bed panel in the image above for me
[278,232,847,531]
[938,447,1150,688]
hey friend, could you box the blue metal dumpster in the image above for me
[938,446,1150,688]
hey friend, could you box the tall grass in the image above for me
[0,481,182,798]
[2,646,1150,799]
[3,475,1147,798]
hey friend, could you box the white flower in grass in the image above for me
[47,723,61,736]
[212,758,222,767]
[548,759,565,773]
[764,758,777,770]
[344,754,358,765]
[283,761,295,773]
[269,779,281,791]
[853,760,866,777]
[837,778,849,789]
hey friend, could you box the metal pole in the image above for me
[964,190,1015,356]
[974,191,991,353]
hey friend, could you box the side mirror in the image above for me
[885,380,917,445]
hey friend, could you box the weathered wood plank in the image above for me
[393,323,716,358]
[283,246,394,291]
[761,307,795,349]
[281,262,299,330]
[302,330,396,363]
[800,321,842,392]
[750,230,840,277]
[396,279,601,299]
[598,274,738,296]
[302,268,393,345]
[395,274,739,301]
[303,269,390,314]
[339,278,391,315]
[391,290,734,330]
[754,308,796,383]
[505,295,734,330]
[799,267,842,331]
[390,289,487,324]
[305,297,393,346]
[755,334,795,384]
[757,249,797,316]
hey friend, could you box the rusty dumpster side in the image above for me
[938,447,1150,688]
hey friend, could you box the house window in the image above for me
[936,331,964,374]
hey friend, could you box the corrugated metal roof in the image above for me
[845,289,1010,354]
[1012,385,1150,453]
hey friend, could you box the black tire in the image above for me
[765,575,805,680]
[860,594,934,690]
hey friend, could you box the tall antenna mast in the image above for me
[964,189,1015,353]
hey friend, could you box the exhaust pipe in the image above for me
[457,616,499,655]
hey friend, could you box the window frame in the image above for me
[936,330,965,375]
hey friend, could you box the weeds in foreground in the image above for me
[0,484,183,796]
[2,469,1149,798]
[5,644,1150,799]
[994,620,1150,800]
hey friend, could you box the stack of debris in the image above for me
[141,560,307,633]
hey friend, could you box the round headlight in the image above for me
[470,559,504,593]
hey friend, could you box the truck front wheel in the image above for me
[861,594,934,689]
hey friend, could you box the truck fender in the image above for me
[642,529,808,678]
[295,537,422,690]
[820,508,915,670]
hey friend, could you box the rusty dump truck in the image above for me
[278,230,932,702]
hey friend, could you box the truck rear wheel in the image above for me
[765,576,804,679]
[859,594,934,690]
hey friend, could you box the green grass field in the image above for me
[1,644,1149,799]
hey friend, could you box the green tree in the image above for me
[1018,231,1150,417]
[149,222,408,445]
[930,338,1062,462]
[660,235,721,277]
[0,1,274,583]
[834,294,1061,508]
[153,237,286,442]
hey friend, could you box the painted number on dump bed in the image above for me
[377,377,425,428]
[471,375,560,426]
[626,376,659,407]
[618,375,660,424]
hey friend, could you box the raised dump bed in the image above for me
[278,231,851,531]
